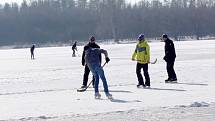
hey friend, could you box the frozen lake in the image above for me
[0,40,215,120]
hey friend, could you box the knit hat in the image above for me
[138,34,145,41]
[162,34,168,38]
[90,36,95,41]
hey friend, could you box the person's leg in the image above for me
[97,67,109,94]
[166,62,172,80]
[31,51,33,59]
[92,76,95,87]
[90,66,101,98]
[32,52,34,59]
[72,49,75,56]
[82,66,90,86]
[136,63,144,86]
[93,72,100,93]
[143,64,150,86]
[169,60,177,80]
[31,52,34,59]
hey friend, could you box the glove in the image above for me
[105,57,110,63]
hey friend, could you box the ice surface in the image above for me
[0,40,215,120]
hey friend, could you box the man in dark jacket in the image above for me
[80,36,101,89]
[162,34,177,82]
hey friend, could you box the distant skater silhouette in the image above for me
[30,44,35,59]
[72,41,77,57]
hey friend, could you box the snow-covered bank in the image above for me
[12,103,215,121]
[0,40,215,120]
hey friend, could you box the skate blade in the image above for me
[165,81,177,83]
[108,97,113,100]
[137,85,146,88]
[144,86,151,89]
[77,88,86,92]
[95,96,101,99]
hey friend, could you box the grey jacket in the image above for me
[85,48,108,69]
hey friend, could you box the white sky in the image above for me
[0,0,143,5]
[0,0,22,4]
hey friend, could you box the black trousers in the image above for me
[31,51,34,59]
[136,63,150,86]
[82,65,95,86]
[166,59,177,79]
[72,49,75,56]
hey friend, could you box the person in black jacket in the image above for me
[80,36,101,89]
[162,34,177,82]
[30,44,35,60]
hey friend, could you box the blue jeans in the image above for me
[90,65,109,94]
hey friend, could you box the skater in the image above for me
[30,44,35,59]
[161,34,177,82]
[84,46,112,99]
[80,36,101,89]
[72,41,77,57]
[132,34,151,88]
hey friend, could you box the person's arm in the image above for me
[81,46,86,66]
[100,49,110,63]
[164,42,173,61]
[95,43,102,63]
[100,49,108,58]
[132,45,137,61]
[166,42,176,61]
[171,42,176,58]
[95,43,100,48]
[146,43,150,63]
[163,44,169,61]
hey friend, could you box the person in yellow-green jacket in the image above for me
[132,34,151,88]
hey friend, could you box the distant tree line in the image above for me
[0,0,215,46]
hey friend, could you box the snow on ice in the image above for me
[0,40,215,120]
